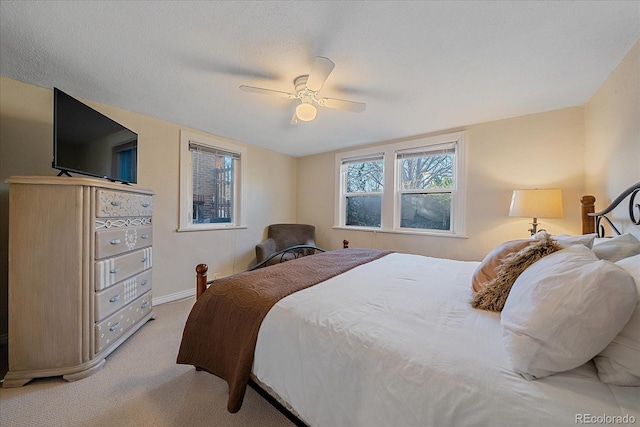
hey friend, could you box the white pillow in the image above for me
[594,254,640,385]
[592,233,640,263]
[593,237,610,246]
[501,245,637,380]
[553,233,596,249]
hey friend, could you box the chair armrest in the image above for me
[256,238,277,263]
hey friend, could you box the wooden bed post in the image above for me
[196,264,208,300]
[581,195,596,235]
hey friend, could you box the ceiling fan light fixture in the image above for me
[295,102,317,121]
[240,56,365,124]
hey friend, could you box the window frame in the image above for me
[342,153,385,228]
[335,131,467,237]
[395,142,457,232]
[178,130,247,232]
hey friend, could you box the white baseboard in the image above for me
[152,288,195,306]
[0,333,7,346]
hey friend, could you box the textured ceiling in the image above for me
[1,1,638,157]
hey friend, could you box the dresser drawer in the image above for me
[95,269,152,321]
[95,292,152,354]
[95,226,152,259]
[95,247,152,291]
[96,189,153,218]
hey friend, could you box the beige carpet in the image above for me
[0,297,295,427]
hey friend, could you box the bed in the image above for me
[178,183,640,427]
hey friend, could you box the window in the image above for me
[335,132,466,236]
[397,143,455,231]
[179,130,247,231]
[342,154,384,227]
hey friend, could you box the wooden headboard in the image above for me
[581,182,640,236]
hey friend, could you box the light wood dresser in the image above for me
[3,176,155,387]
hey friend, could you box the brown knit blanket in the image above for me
[176,248,392,413]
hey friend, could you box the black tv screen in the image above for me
[53,88,138,184]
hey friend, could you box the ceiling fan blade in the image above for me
[320,97,366,113]
[290,111,299,125]
[305,57,335,92]
[239,85,295,99]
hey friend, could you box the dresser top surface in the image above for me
[6,176,154,195]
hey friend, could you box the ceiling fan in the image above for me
[239,57,366,124]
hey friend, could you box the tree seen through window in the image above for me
[399,151,454,230]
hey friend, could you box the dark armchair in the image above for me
[255,223,318,266]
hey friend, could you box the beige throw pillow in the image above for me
[471,239,533,292]
[472,232,561,312]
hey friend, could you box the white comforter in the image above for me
[253,253,640,427]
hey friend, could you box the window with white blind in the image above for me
[179,130,247,231]
[335,131,466,236]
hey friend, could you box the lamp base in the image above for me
[528,218,540,236]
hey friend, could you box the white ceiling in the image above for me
[1,1,638,157]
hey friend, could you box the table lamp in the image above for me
[509,189,563,235]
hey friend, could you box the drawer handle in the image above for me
[141,257,148,263]
[110,267,121,274]
[110,201,122,207]
[142,202,151,208]
[141,279,149,286]
[110,239,121,245]
[109,295,121,303]
[141,234,149,239]
[141,302,149,309]
[109,322,121,332]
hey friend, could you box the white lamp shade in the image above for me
[509,189,563,219]
[295,103,317,121]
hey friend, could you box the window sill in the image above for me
[177,225,248,233]
[332,226,468,239]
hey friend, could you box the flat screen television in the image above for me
[53,87,138,184]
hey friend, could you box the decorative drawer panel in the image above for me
[95,217,152,232]
[95,292,152,354]
[96,189,153,218]
[95,247,153,291]
[95,226,153,259]
[95,269,152,321]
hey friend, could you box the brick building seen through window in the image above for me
[191,146,234,224]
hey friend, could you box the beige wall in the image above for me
[298,107,585,261]
[585,40,640,237]
[0,76,298,336]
